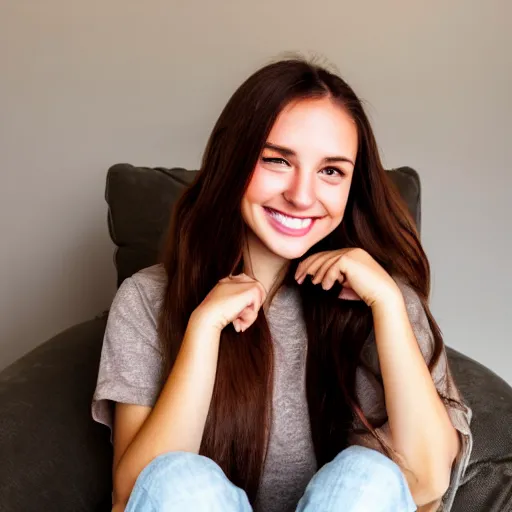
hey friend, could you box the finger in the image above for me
[295,252,325,278]
[321,261,347,291]
[238,284,265,322]
[234,301,259,332]
[245,280,267,325]
[242,280,266,311]
[312,254,341,286]
[230,273,253,282]
[296,255,326,284]
[338,287,362,301]
[297,253,331,284]
[238,307,258,332]
[295,252,326,280]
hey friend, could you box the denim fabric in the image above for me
[125,446,417,512]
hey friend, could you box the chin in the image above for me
[262,237,316,261]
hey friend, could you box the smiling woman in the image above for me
[91,57,472,512]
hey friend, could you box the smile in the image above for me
[263,207,317,237]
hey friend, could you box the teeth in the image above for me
[269,209,312,230]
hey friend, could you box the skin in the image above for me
[111,97,459,511]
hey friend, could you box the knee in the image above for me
[333,445,401,471]
[136,451,225,492]
[308,446,409,498]
[297,446,415,512]
[126,451,249,511]
[330,445,406,483]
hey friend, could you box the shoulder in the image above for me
[393,276,426,312]
[105,264,168,352]
[393,277,435,353]
[124,263,168,302]
[114,264,168,317]
[360,276,436,370]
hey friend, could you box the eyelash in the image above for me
[261,157,344,177]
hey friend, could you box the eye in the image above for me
[320,167,344,177]
[261,157,289,166]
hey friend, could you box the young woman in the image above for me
[92,58,472,512]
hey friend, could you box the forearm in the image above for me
[114,318,221,505]
[371,293,459,503]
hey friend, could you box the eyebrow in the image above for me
[263,142,355,167]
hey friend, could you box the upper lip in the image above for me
[264,207,321,220]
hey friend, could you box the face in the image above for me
[241,97,358,261]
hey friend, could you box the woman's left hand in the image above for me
[295,248,401,308]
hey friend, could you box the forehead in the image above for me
[266,97,358,157]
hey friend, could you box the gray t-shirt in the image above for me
[92,264,472,512]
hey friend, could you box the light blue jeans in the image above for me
[125,445,417,511]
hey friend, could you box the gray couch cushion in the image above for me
[106,164,421,287]
[106,165,196,287]
[447,348,512,511]
[0,314,112,512]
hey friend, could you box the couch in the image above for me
[0,164,511,511]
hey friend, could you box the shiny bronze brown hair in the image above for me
[157,57,443,503]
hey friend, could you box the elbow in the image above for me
[427,471,451,503]
[420,432,459,503]
[409,430,459,505]
[410,463,452,506]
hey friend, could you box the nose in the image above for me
[283,172,316,210]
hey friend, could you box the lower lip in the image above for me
[263,208,316,237]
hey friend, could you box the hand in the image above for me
[294,248,401,308]
[191,273,267,334]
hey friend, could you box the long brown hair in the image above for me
[157,57,443,503]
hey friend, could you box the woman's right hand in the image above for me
[191,273,267,334]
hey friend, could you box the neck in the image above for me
[243,231,289,299]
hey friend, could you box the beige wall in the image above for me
[1,0,511,383]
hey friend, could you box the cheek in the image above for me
[244,167,284,204]
[320,184,351,219]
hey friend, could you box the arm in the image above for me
[112,317,221,508]
[371,291,460,507]
[295,248,461,508]
[111,273,266,510]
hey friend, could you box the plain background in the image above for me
[1,0,510,383]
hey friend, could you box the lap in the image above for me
[125,446,416,512]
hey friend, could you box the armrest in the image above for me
[0,313,113,512]
[447,347,512,512]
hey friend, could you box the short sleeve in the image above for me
[349,279,473,512]
[91,274,165,438]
